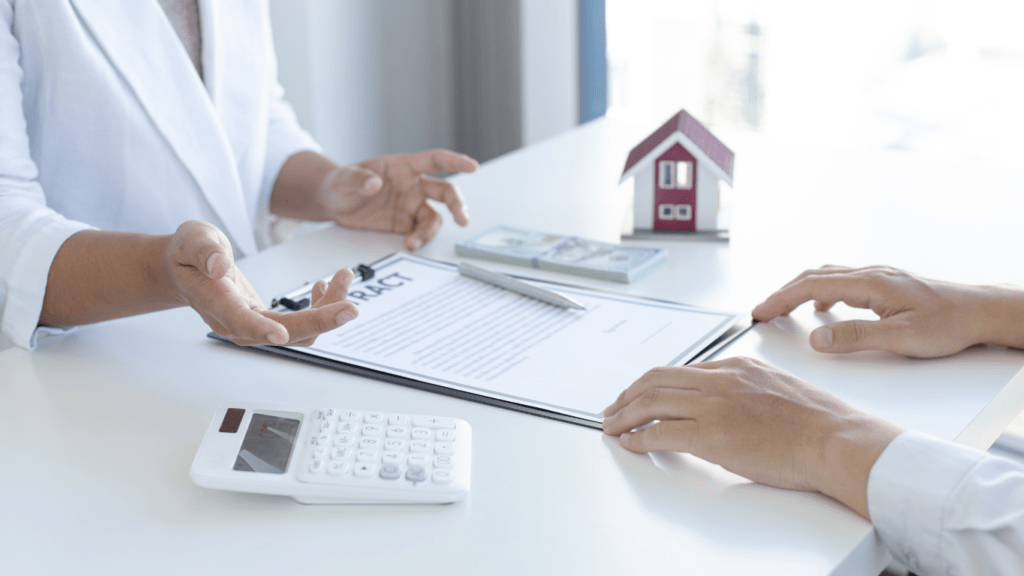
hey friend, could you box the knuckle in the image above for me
[645,366,672,378]
[844,319,869,342]
[638,387,665,409]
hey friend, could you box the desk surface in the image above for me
[3,117,1024,575]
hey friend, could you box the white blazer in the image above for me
[0,0,320,349]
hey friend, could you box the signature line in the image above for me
[640,322,673,345]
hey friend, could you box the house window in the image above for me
[658,161,675,189]
[676,161,693,189]
[658,203,675,220]
[674,204,692,221]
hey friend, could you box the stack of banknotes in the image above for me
[455,225,667,283]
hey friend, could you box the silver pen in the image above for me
[457,262,587,310]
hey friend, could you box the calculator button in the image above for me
[313,446,328,459]
[413,416,456,430]
[434,442,454,455]
[406,467,427,482]
[323,408,337,421]
[410,428,432,441]
[361,424,382,437]
[315,432,331,446]
[364,412,385,424]
[333,434,356,447]
[339,410,361,422]
[327,461,350,476]
[320,421,334,433]
[409,441,430,453]
[432,470,453,484]
[433,456,454,469]
[379,464,402,480]
[388,414,409,425]
[356,450,378,463]
[337,422,358,434]
[386,426,409,438]
[309,459,325,474]
[407,454,429,468]
[435,430,456,442]
[353,463,375,478]
[330,447,354,460]
[383,439,406,451]
[381,452,404,466]
[359,438,381,450]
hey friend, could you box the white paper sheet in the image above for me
[291,254,740,422]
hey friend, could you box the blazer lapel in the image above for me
[69,0,259,256]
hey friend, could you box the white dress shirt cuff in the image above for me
[867,430,987,574]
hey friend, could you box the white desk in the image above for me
[3,117,1023,575]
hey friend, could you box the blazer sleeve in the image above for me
[254,9,322,248]
[0,1,92,350]
[868,430,1024,575]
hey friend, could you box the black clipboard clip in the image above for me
[271,263,375,311]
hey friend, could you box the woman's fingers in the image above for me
[418,175,469,226]
[405,203,443,251]
[401,149,479,176]
[172,220,234,279]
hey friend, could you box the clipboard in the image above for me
[208,254,754,430]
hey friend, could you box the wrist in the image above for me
[970,284,1024,349]
[150,233,187,307]
[808,413,903,519]
[270,151,341,221]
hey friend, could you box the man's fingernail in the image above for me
[811,326,833,349]
[412,238,423,251]
[206,253,222,276]
[362,177,382,193]
[267,332,286,345]
[336,310,357,324]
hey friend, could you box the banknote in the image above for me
[455,226,667,283]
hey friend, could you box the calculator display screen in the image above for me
[233,413,301,474]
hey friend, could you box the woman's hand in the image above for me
[270,149,478,251]
[320,149,478,250]
[166,221,359,346]
[602,357,903,519]
[752,265,1024,357]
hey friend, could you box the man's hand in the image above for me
[752,265,1024,357]
[167,221,359,346]
[602,357,903,519]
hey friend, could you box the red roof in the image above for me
[622,110,734,180]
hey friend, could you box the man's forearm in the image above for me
[40,230,180,326]
[974,284,1024,350]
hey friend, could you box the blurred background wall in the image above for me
[268,0,1023,168]
[268,0,606,165]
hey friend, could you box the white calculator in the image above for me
[190,403,471,504]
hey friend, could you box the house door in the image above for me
[653,143,697,231]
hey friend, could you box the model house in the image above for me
[620,110,735,232]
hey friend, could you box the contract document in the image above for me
[223,253,744,427]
